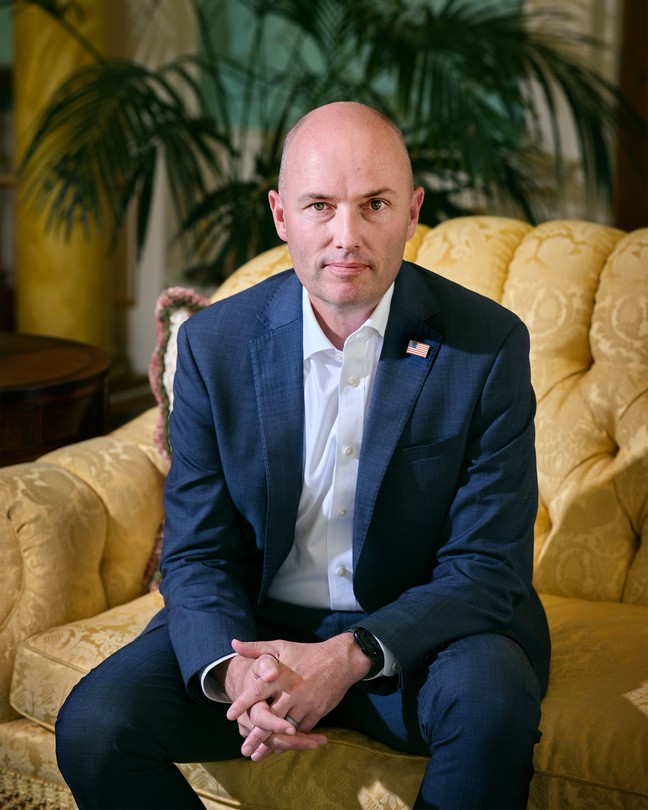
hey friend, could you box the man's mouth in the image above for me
[323,260,371,274]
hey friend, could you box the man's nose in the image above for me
[333,208,362,251]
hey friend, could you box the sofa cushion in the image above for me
[0,718,77,809]
[534,594,648,804]
[10,592,648,808]
[10,591,164,731]
[9,591,427,809]
[190,727,427,809]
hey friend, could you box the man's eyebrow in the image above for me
[362,187,398,198]
[297,188,398,203]
[297,193,336,204]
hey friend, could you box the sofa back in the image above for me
[0,216,645,725]
[213,216,648,606]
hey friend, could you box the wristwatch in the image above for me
[352,626,385,680]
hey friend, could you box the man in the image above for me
[57,102,551,809]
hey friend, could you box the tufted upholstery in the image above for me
[212,217,648,606]
[1,217,646,809]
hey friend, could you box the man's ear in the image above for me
[406,187,425,241]
[268,190,288,242]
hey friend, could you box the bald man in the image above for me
[57,103,550,810]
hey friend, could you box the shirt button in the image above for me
[335,353,343,363]
[344,446,354,456]
[338,508,348,517]
[336,566,348,577]
[346,376,359,387]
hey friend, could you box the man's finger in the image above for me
[253,652,282,683]
[227,695,296,735]
[241,725,272,758]
[232,638,278,659]
[246,731,328,761]
[226,662,284,722]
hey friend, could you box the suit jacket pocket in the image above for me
[394,434,465,465]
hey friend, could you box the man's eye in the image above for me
[369,200,385,211]
[311,202,327,212]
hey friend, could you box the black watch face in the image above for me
[354,627,376,655]
[354,628,384,677]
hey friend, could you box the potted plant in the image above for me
[10,0,642,286]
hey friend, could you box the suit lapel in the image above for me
[354,264,443,560]
[248,274,305,593]
[247,264,444,589]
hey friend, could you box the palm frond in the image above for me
[181,178,281,283]
[20,59,232,256]
[12,0,644,285]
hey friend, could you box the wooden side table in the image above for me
[0,333,110,466]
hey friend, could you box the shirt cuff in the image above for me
[200,653,237,702]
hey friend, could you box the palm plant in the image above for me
[9,0,641,285]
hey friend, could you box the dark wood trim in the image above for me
[614,0,648,230]
[0,333,110,465]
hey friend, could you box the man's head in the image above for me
[269,102,424,340]
[277,103,415,197]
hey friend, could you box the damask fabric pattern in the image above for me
[212,217,648,606]
[0,411,166,727]
[10,592,164,731]
[501,223,648,604]
[188,729,428,810]
[38,436,166,609]
[0,719,76,807]
[151,217,648,606]
[110,408,171,476]
[0,464,109,726]
[534,595,648,806]
[210,243,293,303]
[1,216,647,809]
[7,591,648,809]
[400,219,647,606]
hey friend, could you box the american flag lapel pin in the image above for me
[406,340,430,358]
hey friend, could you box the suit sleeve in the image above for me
[362,320,538,688]
[160,322,258,693]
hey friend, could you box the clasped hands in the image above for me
[219,633,371,761]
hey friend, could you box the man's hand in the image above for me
[214,650,328,761]
[225,633,371,759]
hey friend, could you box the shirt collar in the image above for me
[302,283,395,360]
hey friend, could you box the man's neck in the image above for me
[309,301,374,350]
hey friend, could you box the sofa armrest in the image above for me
[0,462,109,722]
[38,435,166,608]
[0,409,166,723]
[109,408,170,477]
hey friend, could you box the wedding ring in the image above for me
[285,715,299,730]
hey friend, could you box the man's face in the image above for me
[269,107,424,324]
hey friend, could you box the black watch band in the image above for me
[352,626,384,680]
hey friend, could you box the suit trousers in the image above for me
[56,600,542,810]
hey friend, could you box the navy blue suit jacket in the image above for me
[156,262,550,696]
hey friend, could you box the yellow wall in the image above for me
[13,1,126,353]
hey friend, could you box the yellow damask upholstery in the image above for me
[1,217,647,810]
[5,590,647,809]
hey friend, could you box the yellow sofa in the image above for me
[1,217,647,810]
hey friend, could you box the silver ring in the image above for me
[285,715,299,729]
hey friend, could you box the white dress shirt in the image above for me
[267,284,393,609]
[201,283,399,699]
